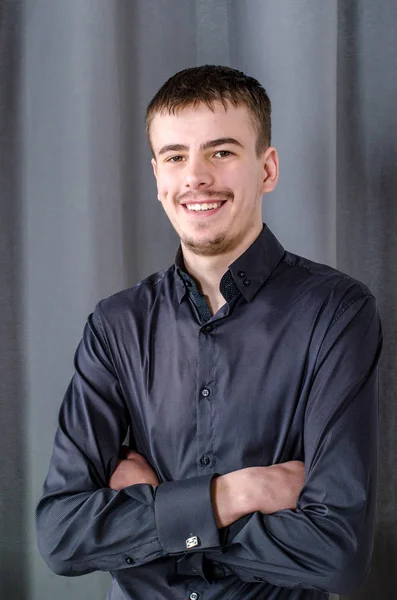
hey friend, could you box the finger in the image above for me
[126,449,143,460]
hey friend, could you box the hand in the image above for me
[108,446,160,491]
[211,461,305,528]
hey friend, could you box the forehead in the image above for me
[150,101,256,149]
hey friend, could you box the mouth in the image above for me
[181,200,227,216]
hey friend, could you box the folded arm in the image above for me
[36,305,222,576]
[206,293,382,595]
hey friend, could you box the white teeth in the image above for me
[186,202,223,211]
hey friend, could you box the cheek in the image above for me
[227,160,256,188]
[228,167,253,196]
[157,173,175,200]
[240,165,264,199]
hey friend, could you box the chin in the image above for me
[181,230,236,257]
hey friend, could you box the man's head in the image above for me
[147,65,278,258]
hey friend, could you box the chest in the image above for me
[117,298,320,480]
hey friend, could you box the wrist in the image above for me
[211,470,257,528]
[211,474,233,528]
[234,467,262,514]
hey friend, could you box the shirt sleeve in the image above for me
[35,305,221,577]
[206,293,382,596]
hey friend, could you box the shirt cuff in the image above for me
[154,473,221,554]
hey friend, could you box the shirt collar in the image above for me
[174,223,285,303]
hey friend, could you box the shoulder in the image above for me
[280,249,374,307]
[91,265,174,333]
[277,251,381,363]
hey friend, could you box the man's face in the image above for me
[150,101,277,256]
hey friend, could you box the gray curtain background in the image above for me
[1,1,396,599]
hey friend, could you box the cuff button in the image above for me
[186,535,199,549]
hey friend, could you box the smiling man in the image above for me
[36,66,382,600]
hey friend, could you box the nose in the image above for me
[183,156,215,190]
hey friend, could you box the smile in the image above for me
[185,202,224,212]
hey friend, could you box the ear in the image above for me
[151,158,162,201]
[261,147,279,194]
[151,158,158,179]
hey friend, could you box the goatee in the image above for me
[181,230,239,257]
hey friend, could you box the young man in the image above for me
[36,66,382,600]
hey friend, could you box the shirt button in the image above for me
[243,279,251,286]
[190,594,199,600]
[200,455,210,466]
[201,388,210,397]
[125,556,134,565]
[203,324,213,332]
[238,270,246,278]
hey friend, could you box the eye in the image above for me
[214,150,233,158]
[167,155,184,163]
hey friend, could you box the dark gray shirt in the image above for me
[36,224,382,600]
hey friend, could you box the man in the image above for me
[36,65,382,600]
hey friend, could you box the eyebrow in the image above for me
[157,137,245,156]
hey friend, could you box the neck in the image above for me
[181,223,263,314]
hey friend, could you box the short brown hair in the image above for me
[146,65,271,158]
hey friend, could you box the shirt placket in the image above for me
[196,321,216,478]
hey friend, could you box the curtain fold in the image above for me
[336,2,397,598]
[0,2,27,599]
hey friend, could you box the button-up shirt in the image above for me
[36,224,382,600]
